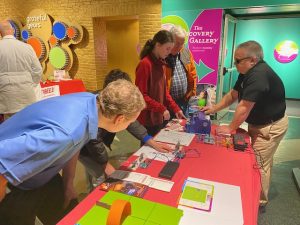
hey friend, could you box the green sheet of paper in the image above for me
[129,196,156,219]
[182,186,207,203]
[122,216,146,225]
[77,203,109,225]
[77,191,183,225]
[147,203,183,225]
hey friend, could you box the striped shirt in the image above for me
[169,54,187,99]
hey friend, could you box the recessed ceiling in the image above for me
[225,4,300,18]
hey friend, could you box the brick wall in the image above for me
[0,0,161,90]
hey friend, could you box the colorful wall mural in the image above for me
[8,9,83,80]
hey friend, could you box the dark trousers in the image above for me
[171,97,189,119]
[0,174,76,225]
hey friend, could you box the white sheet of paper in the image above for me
[148,177,174,192]
[133,145,175,162]
[178,177,243,225]
[109,170,150,184]
[154,130,195,146]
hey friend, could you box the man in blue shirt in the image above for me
[0,79,145,225]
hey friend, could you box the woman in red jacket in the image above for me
[135,30,185,136]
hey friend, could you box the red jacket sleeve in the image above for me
[135,60,166,113]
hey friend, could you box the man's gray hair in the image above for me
[98,79,145,119]
[169,25,187,39]
[236,40,264,60]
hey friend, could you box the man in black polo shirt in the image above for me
[202,40,288,206]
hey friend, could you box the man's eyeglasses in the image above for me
[234,57,251,65]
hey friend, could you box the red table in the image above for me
[40,79,86,95]
[58,131,261,225]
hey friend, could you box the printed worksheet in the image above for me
[110,170,150,184]
[108,170,174,192]
[179,179,214,211]
[154,130,195,146]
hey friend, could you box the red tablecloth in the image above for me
[40,79,86,95]
[58,132,261,225]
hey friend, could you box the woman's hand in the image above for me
[163,110,171,121]
[175,110,187,119]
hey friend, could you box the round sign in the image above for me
[53,22,68,40]
[49,46,70,69]
[27,37,46,60]
[274,40,298,63]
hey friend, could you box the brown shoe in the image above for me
[259,200,268,207]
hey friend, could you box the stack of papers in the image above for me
[108,170,174,192]
[178,177,243,225]
[178,179,214,212]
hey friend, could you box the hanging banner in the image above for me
[188,9,223,85]
[162,9,223,86]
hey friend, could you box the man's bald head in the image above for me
[0,20,14,37]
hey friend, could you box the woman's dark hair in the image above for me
[139,30,174,59]
[103,69,132,88]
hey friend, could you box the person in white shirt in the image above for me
[0,20,42,120]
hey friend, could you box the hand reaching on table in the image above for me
[146,138,173,153]
[216,125,233,136]
[199,105,215,115]
[104,162,116,177]
[175,110,187,119]
[163,110,171,121]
